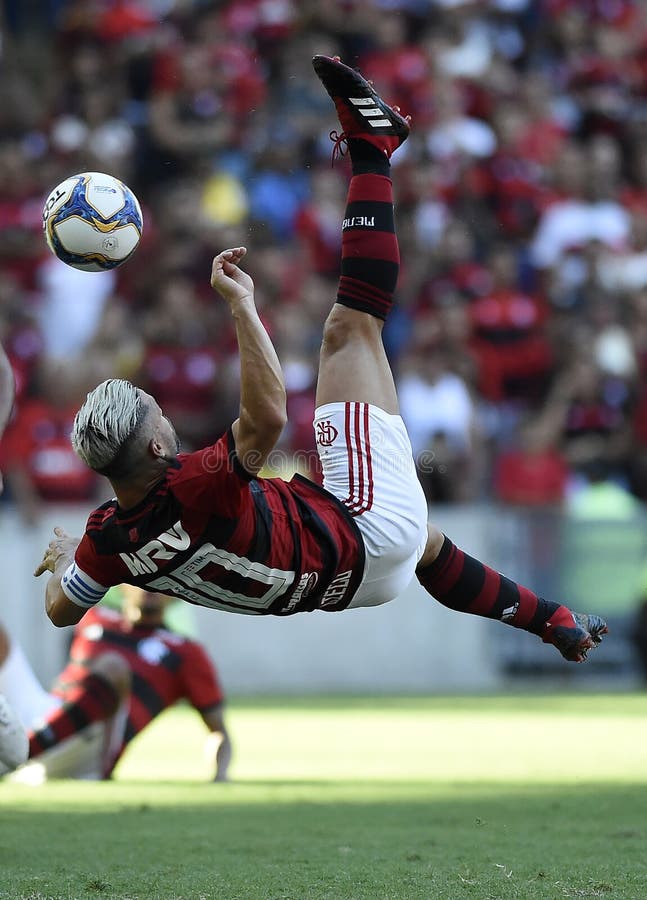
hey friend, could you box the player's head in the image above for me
[120,584,173,626]
[71,379,180,481]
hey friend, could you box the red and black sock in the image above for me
[336,139,398,321]
[416,535,577,641]
[28,672,119,758]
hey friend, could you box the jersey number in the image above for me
[146,543,295,615]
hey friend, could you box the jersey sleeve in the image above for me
[168,428,253,517]
[60,534,117,609]
[179,642,225,712]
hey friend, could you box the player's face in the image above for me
[141,392,181,459]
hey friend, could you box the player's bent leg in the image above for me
[5,722,111,783]
[6,654,131,783]
[28,652,129,760]
[415,524,608,663]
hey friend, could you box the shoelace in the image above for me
[329,129,348,165]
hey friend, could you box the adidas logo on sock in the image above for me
[501,602,520,622]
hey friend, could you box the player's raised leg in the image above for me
[312,55,410,413]
[312,57,608,661]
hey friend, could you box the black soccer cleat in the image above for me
[312,55,410,160]
[543,611,608,663]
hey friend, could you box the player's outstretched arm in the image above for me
[0,342,15,494]
[34,527,85,627]
[210,248,287,475]
[0,343,14,438]
[202,706,232,782]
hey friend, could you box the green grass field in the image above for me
[2,694,647,899]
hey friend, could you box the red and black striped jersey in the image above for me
[52,606,224,775]
[64,429,365,617]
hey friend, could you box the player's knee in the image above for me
[321,305,380,355]
[416,524,446,571]
[90,652,131,698]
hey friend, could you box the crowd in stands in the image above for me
[1,0,647,521]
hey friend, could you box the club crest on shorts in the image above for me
[316,420,339,446]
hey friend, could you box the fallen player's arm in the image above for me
[34,526,85,627]
[202,705,232,782]
[0,342,15,494]
[210,248,287,475]
[0,342,14,437]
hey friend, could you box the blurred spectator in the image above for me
[294,167,344,278]
[530,140,630,282]
[494,419,569,507]
[0,362,100,522]
[147,36,241,182]
[425,79,497,162]
[597,211,647,294]
[358,11,433,124]
[535,358,633,483]
[247,139,310,241]
[0,142,47,291]
[137,275,232,450]
[398,337,479,503]
[469,243,552,404]
[35,257,116,362]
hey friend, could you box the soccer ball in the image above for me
[42,171,143,272]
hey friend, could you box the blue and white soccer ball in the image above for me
[42,171,143,272]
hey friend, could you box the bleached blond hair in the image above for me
[71,379,147,476]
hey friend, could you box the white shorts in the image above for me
[314,402,428,608]
[0,640,124,782]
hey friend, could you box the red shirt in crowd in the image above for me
[0,399,98,501]
[495,449,569,506]
[142,344,221,418]
[469,289,552,402]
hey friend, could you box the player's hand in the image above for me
[34,526,80,576]
[210,248,254,307]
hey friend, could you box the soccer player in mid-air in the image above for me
[3,58,606,770]
[0,585,231,781]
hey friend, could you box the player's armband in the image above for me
[61,562,109,609]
